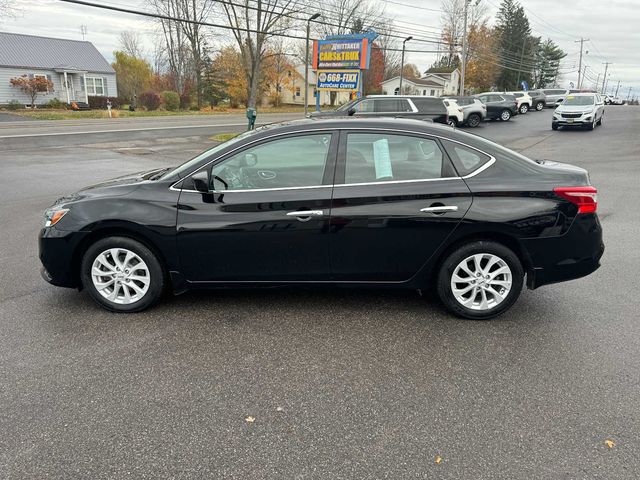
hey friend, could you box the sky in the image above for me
[1,0,638,98]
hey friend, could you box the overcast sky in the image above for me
[2,0,638,97]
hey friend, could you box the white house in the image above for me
[380,68,460,97]
[0,31,117,106]
[265,64,351,107]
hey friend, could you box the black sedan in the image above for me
[39,118,604,320]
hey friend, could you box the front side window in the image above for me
[353,99,375,113]
[208,134,332,191]
[344,133,452,184]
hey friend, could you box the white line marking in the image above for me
[0,122,256,139]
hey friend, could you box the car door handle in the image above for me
[286,210,324,221]
[420,206,459,214]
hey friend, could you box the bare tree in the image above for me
[217,0,297,109]
[439,0,487,67]
[313,0,386,37]
[118,31,145,58]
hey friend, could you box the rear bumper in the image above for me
[521,213,604,289]
[39,227,88,288]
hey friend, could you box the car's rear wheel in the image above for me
[519,104,529,114]
[81,236,164,312]
[436,241,524,320]
[500,109,512,121]
[466,113,481,127]
[535,102,544,111]
[448,118,458,127]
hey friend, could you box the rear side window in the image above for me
[375,98,411,113]
[344,133,455,184]
[441,140,492,177]
[411,98,445,112]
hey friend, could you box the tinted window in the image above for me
[441,140,492,176]
[354,99,375,112]
[375,98,411,113]
[344,133,451,184]
[209,134,332,190]
[411,97,445,111]
[488,95,503,102]
[513,93,523,98]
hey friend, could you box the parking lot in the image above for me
[1,107,639,478]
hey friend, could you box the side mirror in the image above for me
[192,170,210,193]
[347,107,356,116]
[241,152,258,167]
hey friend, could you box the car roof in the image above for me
[366,95,443,99]
[565,92,596,96]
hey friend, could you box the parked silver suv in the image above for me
[444,96,487,127]
[526,90,547,111]
[542,88,570,108]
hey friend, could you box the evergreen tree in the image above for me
[533,39,567,88]
[494,0,533,90]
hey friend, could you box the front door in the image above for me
[328,131,473,282]
[176,132,337,282]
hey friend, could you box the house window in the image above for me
[295,87,301,97]
[423,90,427,95]
[394,87,399,95]
[86,77,105,96]
[33,74,51,92]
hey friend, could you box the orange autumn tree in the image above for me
[261,50,298,107]
[10,75,53,108]
[464,23,498,93]
[212,46,248,107]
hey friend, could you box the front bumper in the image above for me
[39,227,89,288]
[521,213,604,289]
[552,113,594,126]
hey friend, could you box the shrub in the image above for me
[161,91,180,111]
[180,93,191,110]
[87,96,123,109]
[45,98,68,109]
[6,100,22,110]
[139,91,161,111]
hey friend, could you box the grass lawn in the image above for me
[210,132,241,142]
[2,105,306,121]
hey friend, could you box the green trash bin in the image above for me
[246,108,257,130]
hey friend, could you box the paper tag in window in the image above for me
[373,139,393,180]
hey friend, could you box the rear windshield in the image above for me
[563,95,595,106]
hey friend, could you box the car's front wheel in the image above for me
[436,241,524,320]
[519,104,529,114]
[500,109,512,121]
[466,113,481,127]
[535,102,544,111]
[81,236,165,312]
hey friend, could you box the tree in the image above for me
[494,0,533,90]
[464,23,498,92]
[532,38,566,88]
[112,51,153,100]
[261,43,297,106]
[9,75,53,108]
[363,43,384,94]
[219,0,297,109]
[211,46,247,107]
[118,31,145,58]
[439,0,487,69]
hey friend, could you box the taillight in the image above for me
[553,186,598,214]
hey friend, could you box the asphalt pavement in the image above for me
[1,107,639,479]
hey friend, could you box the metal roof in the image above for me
[0,31,114,73]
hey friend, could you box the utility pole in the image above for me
[80,25,87,40]
[604,74,611,95]
[516,37,527,89]
[575,38,589,89]
[459,0,472,95]
[399,36,412,94]
[303,13,321,117]
[614,80,621,97]
[627,86,633,100]
[595,73,600,92]
[601,62,612,93]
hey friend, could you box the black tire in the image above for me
[519,104,529,114]
[466,113,481,127]
[500,109,512,122]
[586,119,595,130]
[597,114,603,126]
[447,118,458,127]
[535,101,544,111]
[81,236,165,312]
[551,123,558,131]
[436,240,524,320]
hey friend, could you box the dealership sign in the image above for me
[316,70,360,91]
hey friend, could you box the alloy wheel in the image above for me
[501,110,511,121]
[450,253,513,311]
[91,248,151,305]
[536,102,543,111]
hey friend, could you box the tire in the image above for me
[466,113,481,128]
[447,118,458,127]
[586,119,595,130]
[597,114,603,126]
[81,236,165,312]
[500,109,512,122]
[551,123,558,131]
[535,102,544,111]
[436,240,524,320]
[519,104,529,114]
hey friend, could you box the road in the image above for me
[1,107,639,479]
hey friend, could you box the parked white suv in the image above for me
[508,91,533,114]
[552,93,605,130]
[443,99,464,126]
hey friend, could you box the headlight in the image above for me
[44,207,69,227]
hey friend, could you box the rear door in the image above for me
[328,130,473,282]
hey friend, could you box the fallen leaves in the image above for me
[245,416,256,423]
[435,455,442,464]
[604,439,615,449]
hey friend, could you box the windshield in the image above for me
[336,99,360,112]
[159,130,257,180]
[563,95,595,106]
